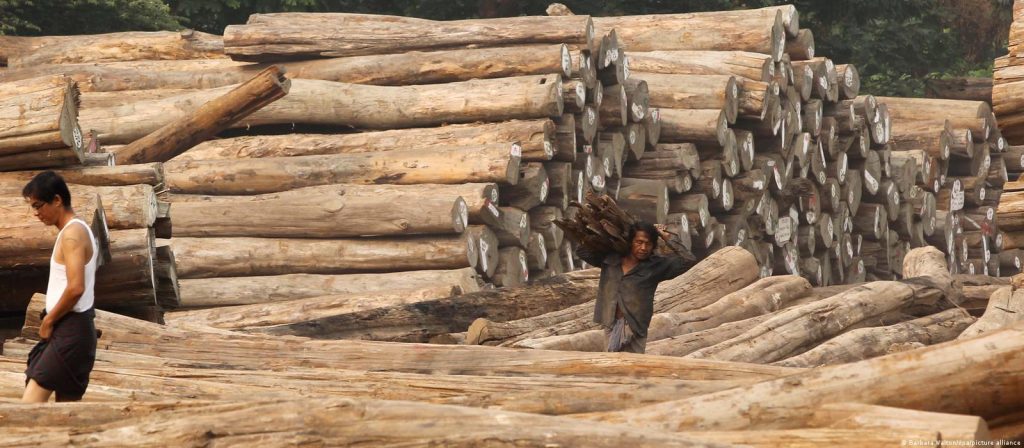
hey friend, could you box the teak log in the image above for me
[223,14,594,61]
[0,163,163,187]
[170,269,599,343]
[688,248,955,363]
[958,286,1024,339]
[586,315,1024,432]
[175,119,553,162]
[0,76,85,170]
[81,76,563,144]
[169,184,469,238]
[776,308,976,367]
[115,66,291,164]
[593,8,785,60]
[171,234,478,279]
[0,194,109,269]
[11,44,575,91]
[177,268,480,308]
[0,30,224,68]
[164,143,521,194]
[627,51,774,82]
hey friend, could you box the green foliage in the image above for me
[0,0,181,35]
[1,0,1013,98]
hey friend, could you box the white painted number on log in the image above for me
[776,217,792,243]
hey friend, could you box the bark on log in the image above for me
[223,14,594,61]
[687,248,954,363]
[177,268,480,308]
[627,51,774,82]
[0,183,157,230]
[170,269,599,342]
[0,194,109,269]
[775,308,976,367]
[81,76,563,144]
[635,73,738,123]
[518,275,810,352]
[0,30,225,68]
[171,234,478,279]
[958,286,1024,339]
[175,119,553,162]
[114,66,290,164]
[585,317,1024,432]
[593,8,785,60]
[169,184,469,238]
[484,246,758,347]
[93,228,157,309]
[0,76,85,170]
[0,163,163,187]
[659,108,730,146]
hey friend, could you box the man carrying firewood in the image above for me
[21,171,99,403]
[576,221,696,354]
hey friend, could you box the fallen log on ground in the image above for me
[466,246,759,347]
[582,317,1024,432]
[957,285,1024,339]
[774,308,975,367]
[515,275,811,351]
[686,247,956,363]
[165,270,598,341]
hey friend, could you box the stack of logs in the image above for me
[994,0,1024,144]
[0,164,176,323]
[577,5,1011,284]
[994,0,1024,275]
[0,2,1018,328]
[1,246,1022,444]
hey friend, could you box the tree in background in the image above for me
[0,0,1014,96]
[0,0,179,35]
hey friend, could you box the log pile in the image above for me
[995,0,1024,278]
[0,166,176,321]
[2,255,1023,444]
[0,3,1022,442]
[994,0,1024,144]
[0,3,1017,334]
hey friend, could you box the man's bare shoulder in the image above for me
[61,221,91,242]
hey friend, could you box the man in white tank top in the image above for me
[21,171,99,403]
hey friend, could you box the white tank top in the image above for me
[45,218,98,313]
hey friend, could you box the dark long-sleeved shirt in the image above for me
[576,245,695,338]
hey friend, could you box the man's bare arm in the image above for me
[46,225,90,324]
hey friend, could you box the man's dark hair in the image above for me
[627,220,660,250]
[22,170,72,210]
